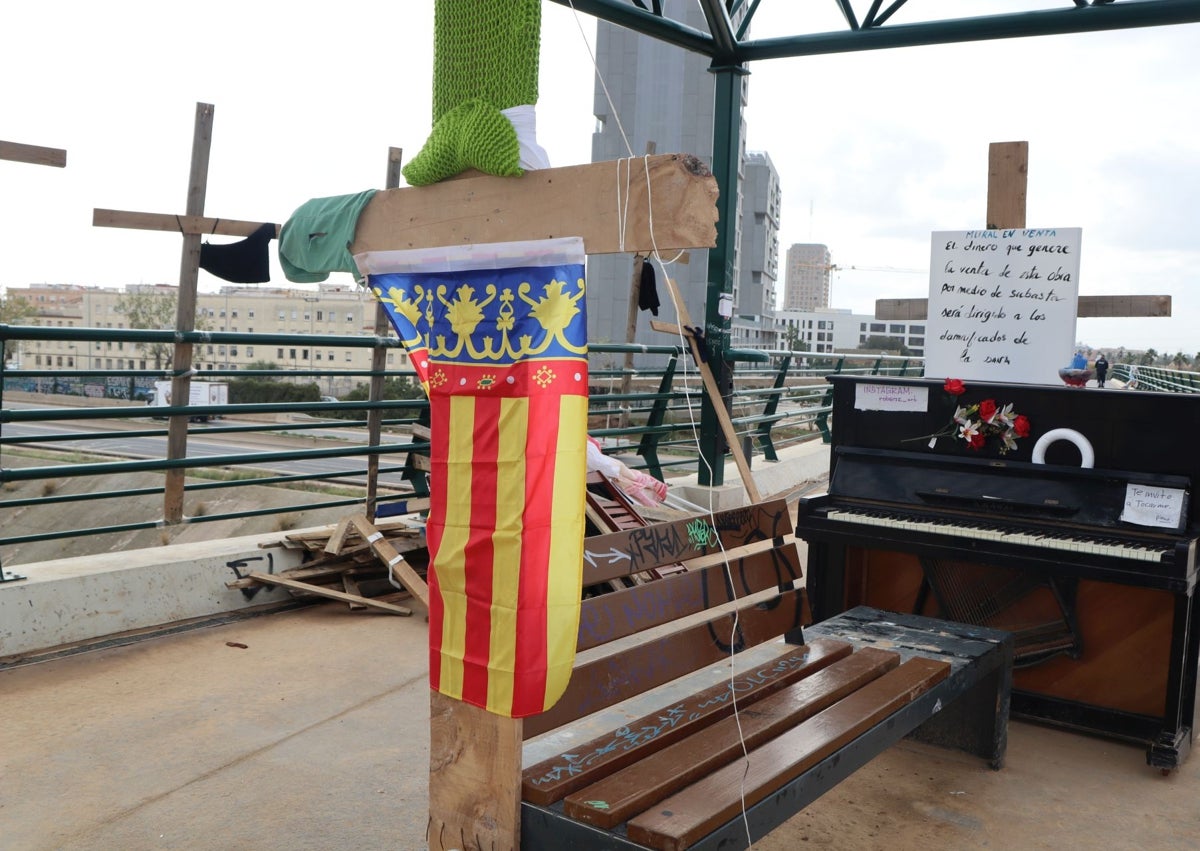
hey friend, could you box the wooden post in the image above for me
[366,146,404,520]
[429,691,523,851]
[874,141,1170,321]
[164,103,214,523]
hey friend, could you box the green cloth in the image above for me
[278,190,377,284]
[402,0,541,186]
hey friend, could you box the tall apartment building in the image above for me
[783,243,832,312]
[733,151,781,349]
[9,282,407,397]
[588,2,752,358]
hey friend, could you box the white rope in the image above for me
[569,2,756,841]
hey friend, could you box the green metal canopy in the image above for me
[548,0,1200,487]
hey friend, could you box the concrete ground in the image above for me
[3,439,1197,850]
[3,594,1198,851]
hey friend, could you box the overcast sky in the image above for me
[3,1,1198,354]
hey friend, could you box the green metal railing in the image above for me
[2,321,921,567]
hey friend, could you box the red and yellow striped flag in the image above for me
[356,239,587,717]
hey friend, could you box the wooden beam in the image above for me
[92,208,278,238]
[352,153,718,256]
[0,140,67,168]
[349,515,429,609]
[248,572,413,615]
[875,294,1172,321]
[986,141,1028,230]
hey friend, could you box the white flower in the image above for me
[957,419,981,442]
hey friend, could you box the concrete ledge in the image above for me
[0,531,309,659]
[668,439,830,509]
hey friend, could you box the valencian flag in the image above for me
[354,238,587,718]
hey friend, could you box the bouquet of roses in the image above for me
[909,378,1031,453]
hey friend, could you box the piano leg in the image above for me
[805,540,846,623]
[1149,592,1199,772]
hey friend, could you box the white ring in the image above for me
[1031,428,1095,468]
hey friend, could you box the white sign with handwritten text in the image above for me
[924,228,1082,385]
[1121,484,1185,529]
[854,383,929,412]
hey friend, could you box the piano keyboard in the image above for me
[825,508,1172,563]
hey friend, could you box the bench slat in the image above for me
[625,656,951,851]
[576,544,802,652]
[524,587,807,739]
[564,646,900,829]
[521,638,852,805]
[582,499,794,585]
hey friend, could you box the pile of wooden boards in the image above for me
[228,514,430,616]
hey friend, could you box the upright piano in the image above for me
[796,375,1199,770]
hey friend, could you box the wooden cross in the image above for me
[875,141,1171,321]
[94,125,719,851]
[94,111,718,528]
[1,137,66,584]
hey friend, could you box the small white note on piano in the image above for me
[1121,484,1185,529]
[855,383,929,412]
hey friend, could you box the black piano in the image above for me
[796,374,1200,770]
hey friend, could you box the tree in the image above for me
[860,335,911,356]
[782,324,806,352]
[1,291,36,325]
[114,289,211,370]
[1,292,37,368]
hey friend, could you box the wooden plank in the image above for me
[248,572,412,616]
[652,276,762,503]
[986,140,1028,230]
[349,515,429,608]
[0,140,67,167]
[576,544,803,652]
[521,639,854,806]
[323,516,354,555]
[225,561,369,589]
[565,647,901,828]
[625,657,951,851]
[874,293,1172,321]
[352,153,719,256]
[582,498,793,585]
[342,572,367,610]
[429,690,522,851]
[92,208,279,237]
[523,587,808,739]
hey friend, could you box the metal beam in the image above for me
[551,1,1200,63]
[548,0,716,56]
[738,2,1200,61]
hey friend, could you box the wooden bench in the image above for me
[427,499,1013,851]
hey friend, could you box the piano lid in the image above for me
[825,375,1200,531]
[830,446,1191,535]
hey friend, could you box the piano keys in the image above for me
[796,374,1200,770]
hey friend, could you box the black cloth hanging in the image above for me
[637,256,660,316]
[199,222,277,284]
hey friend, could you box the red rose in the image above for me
[1013,415,1031,437]
[944,378,966,396]
[967,431,985,450]
[978,399,997,423]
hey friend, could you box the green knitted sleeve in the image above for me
[403,0,542,186]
